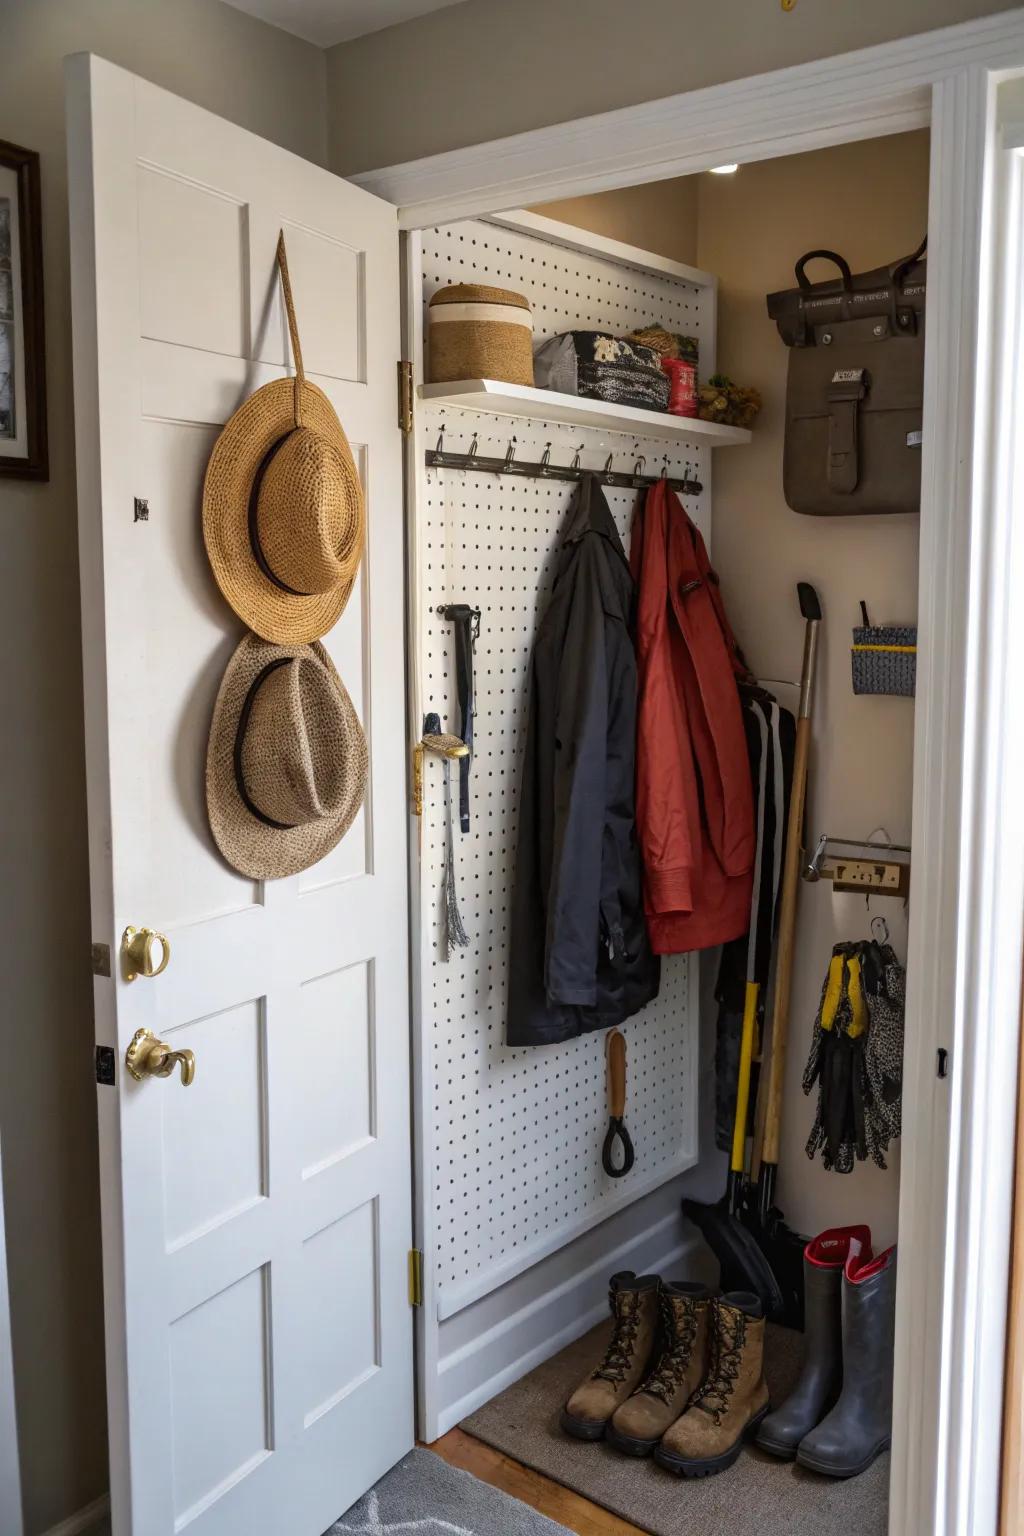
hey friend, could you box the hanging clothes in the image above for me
[631,480,755,954]
[507,475,660,1047]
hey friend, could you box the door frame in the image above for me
[0,1128,22,1536]
[359,11,1024,1535]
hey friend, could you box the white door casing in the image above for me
[358,18,1024,1532]
[66,53,412,1536]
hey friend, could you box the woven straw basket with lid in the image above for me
[428,283,534,386]
[203,234,365,644]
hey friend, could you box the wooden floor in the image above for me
[429,1427,648,1536]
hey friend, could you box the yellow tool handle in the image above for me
[761,715,811,1167]
[730,982,761,1175]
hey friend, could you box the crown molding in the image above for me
[352,8,1024,229]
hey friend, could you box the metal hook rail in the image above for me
[425,431,702,496]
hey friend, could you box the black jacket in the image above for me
[507,477,660,1046]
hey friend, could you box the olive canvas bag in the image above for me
[766,240,926,516]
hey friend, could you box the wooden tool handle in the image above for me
[761,716,811,1167]
[607,1030,627,1119]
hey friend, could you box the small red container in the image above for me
[661,357,698,417]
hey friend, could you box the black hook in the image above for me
[602,1118,635,1178]
[539,442,552,474]
[570,443,584,472]
[501,436,518,472]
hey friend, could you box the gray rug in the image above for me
[462,1320,890,1536]
[327,1446,572,1534]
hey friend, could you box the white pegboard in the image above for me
[416,220,712,1317]
[421,217,711,359]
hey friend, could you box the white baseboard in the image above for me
[434,1213,709,1436]
[40,1492,110,1536]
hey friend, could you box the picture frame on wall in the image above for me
[0,139,47,481]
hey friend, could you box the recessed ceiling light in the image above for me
[710,163,739,175]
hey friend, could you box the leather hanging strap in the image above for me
[276,231,306,429]
[826,367,868,493]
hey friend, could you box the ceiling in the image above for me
[222,0,469,46]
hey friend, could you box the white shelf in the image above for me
[417,379,752,446]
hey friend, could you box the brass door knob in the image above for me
[121,926,170,983]
[412,732,468,816]
[125,1028,195,1087]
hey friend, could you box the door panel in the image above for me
[66,53,411,1536]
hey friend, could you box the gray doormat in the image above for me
[327,1446,572,1535]
[462,1321,889,1536]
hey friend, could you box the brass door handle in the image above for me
[121,926,170,983]
[412,732,468,816]
[125,1028,195,1086]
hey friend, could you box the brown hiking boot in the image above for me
[607,1282,711,1456]
[654,1291,769,1476]
[561,1272,661,1440]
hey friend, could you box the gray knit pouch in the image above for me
[852,625,917,697]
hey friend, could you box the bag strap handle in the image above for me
[276,231,306,428]
[892,234,927,290]
[795,249,853,293]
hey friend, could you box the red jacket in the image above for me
[631,481,754,954]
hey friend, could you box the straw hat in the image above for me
[206,633,367,879]
[203,234,365,643]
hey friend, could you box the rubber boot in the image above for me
[757,1225,872,1459]
[606,1282,711,1456]
[797,1244,897,1478]
[561,1272,661,1440]
[654,1291,769,1477]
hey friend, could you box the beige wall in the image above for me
[538,178,699,267]
[696,132,928,1244]
[536,133,928,1243]
[536,132,927,1243]
[0,4,326,1531]
[325,0,1008,173]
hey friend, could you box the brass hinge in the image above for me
[398,360,414,435]
[91,942,111,977]
[408,1247,424,1307]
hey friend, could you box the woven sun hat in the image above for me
[427,283,534,386]
[203,233,365,644]
[206,633,367,880]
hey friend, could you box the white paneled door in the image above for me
[65,55,412,1536]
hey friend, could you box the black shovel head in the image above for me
[744,1205,807,1330]
[682,1195,786,1319]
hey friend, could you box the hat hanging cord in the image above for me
[275,231,306,429]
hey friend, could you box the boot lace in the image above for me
[592,1290,643,1384]
[640,1295,699,1403]
[691,1300,747,1425]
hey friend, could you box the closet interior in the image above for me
[408,126,927,1536]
